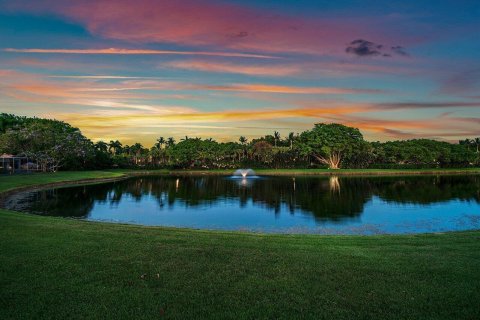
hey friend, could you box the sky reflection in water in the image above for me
[5,175,480,234]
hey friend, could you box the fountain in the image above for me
[231,169,258,187]
[233,169,256,178]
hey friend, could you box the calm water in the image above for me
[4,175,480,234]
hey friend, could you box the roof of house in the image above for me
[0,154,28,159]
[0,154,14,158]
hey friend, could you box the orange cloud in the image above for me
[322,113,480,141]
[204,84,383,95]
[53,106,480,146]
[55,106,369,133]
[165,60,301,76]
[0,70,196,112]
[1,70,383,101]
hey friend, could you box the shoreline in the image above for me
[116,167,480,176]
[1,168,479,199]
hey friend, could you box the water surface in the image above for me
[4,175,480,234]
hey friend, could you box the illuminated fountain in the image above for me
[231,169,258,187]
[233,169,256,178]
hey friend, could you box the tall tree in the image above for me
[156,137,165,149]
[108,140,123,155]
[239,136,248,160]
[239,136,247,145]
[130,143,144,164]
[95,141,109,153]
[274,131,280,147]
[288,132,295,149]
[166,137,176,148]
[298,123,365,169]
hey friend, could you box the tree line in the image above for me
[0,113,478,171]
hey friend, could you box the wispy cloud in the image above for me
[4,48,277,59]
[202,84,384,95]
[165,60,301,76]
[57,106,365,130]
[54,106,480,145]
[48,75,165,79]
[437,68,480,95]
[1,70,384,99]
[380,101,480,109]
[322,113,480,141]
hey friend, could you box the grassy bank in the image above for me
[0,171,125,193]
[168,167,480,176]
[109,167,480,177]
[1,171,480,319]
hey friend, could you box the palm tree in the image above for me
[239,136,247,145]
[122,145,132,158]
[108,140,123,155]
[131,143,144,164]
[475,138,480,153]
[156,137,165,149]
[95,141,109,153]
[166,137,176,148]
[239,136,248,161]
[288,132,295,149]
[274,131,280,147]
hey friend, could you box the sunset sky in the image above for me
[0,0,479,146]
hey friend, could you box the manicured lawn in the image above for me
[0,171,125,193]
[1,171,480,319]
[240,167,480,176]
[113,167,480,176]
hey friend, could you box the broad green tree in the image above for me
[298,123,366,169]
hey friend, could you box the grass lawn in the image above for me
[0,171,125,193]
[1,171,480,319]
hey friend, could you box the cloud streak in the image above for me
[4,48,277,59]
[165,60,301,76]
[203,84,383,95]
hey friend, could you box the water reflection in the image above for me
[4,175,480,234]
[329,176,341,194]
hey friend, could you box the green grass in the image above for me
[111,167,480,176]
[1,171,480,319]
[240,168,480,176]
[0,171,125,193]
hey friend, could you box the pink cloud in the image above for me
[6,0,397,55]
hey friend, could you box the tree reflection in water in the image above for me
[6,175,480,224]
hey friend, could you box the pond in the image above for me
[4,175,480,234]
